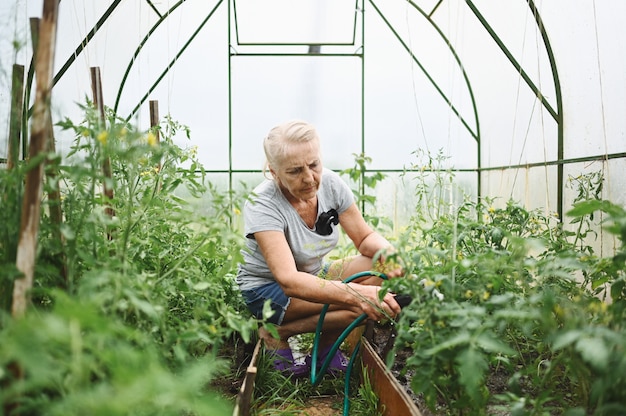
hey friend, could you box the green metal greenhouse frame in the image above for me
[13,0,626,221]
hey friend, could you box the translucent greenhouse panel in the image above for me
[230,56,363,171]
[447,5,559,169]
[562,159,626,259]
[363,1,479,171]
[231,172,266,233]
[542,2,626,160]
[366,171,478,233]
[234,0,356,44]
[9,0,231,166]
[482,166,559,214]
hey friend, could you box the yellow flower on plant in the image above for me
[482,291,490,301]
[422,278,435,289]
[488,206,496,214]
[146,132,157,146]
[97,131,108,144]
[464,289,473,299]
[554,304,564,318]
[81,128,90,137]
[233,207,241,215]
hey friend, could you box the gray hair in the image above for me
[263,120,320,173]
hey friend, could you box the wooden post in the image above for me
[12,0,60,317]
[149,100,162,172]
[234,339,262,416]
[30,17,68,287]
[90,67,116,223]
[7,64,25,170]
[149,100,160,143]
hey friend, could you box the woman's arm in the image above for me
[338,204,403,278]
[254,229,398,321]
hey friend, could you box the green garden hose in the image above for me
[310,270,388,416]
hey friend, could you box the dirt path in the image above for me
[299,396,343,415]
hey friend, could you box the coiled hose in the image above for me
[309,270,388,416]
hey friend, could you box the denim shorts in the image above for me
[240,281,291,325]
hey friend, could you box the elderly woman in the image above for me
[236,120,402,376]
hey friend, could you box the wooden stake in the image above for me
[12,0,60,318]
[149,100,160,143]
[149,99,162,172]
[31,17,68,287]
[7,65,25,170]
[90,67,116,224]
[234,339,262,416]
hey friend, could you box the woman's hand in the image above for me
[373,251,404,278]
[352,284,401,322]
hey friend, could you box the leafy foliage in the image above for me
[0,104,256,414]
[381,165,626,415]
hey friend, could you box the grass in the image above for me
[249,343,380,416]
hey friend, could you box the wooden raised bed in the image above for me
[359,336,422,416]
[234,329,422,416]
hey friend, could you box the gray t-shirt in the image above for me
[236,168,354,291]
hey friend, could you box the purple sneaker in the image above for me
[268,348,309,378]
[308,344,349,376]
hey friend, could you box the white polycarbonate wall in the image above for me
[1,0,624,251]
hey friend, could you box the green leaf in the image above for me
[424,331,471,355]
[475,333,516,356]
[552,330,582,351]
[575,336,609,371]
[563,408,587,416]
[456,347,487,404]
[591,275,610,290]
[193,281,210,291]
[566,200,605,217]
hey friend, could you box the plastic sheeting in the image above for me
[1,0,624,247]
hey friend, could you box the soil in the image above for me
[210,335,253,402]
[299,396,343,416]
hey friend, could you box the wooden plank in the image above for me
[360,337,422,416]
[12,0,60,318]
[234,339,262,416]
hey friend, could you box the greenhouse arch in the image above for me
[1,1,626,415]
[4,2,623,220]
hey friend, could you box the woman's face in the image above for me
[271,140,323,203]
